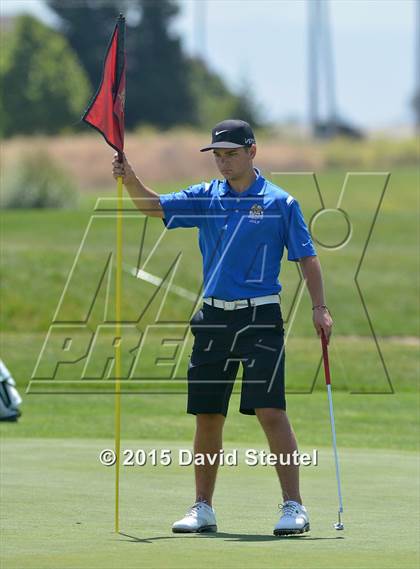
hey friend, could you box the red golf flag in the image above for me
[82,14,126,156]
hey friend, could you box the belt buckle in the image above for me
[224,301,236,311]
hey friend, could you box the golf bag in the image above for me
[0,359,22,422]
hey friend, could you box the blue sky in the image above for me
[1,0,416,128]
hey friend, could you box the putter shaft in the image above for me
[321,331,344,529]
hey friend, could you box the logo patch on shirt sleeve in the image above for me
[286,195,295,206]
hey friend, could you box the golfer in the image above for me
[112,119,333,536]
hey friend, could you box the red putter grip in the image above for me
[321,330,331,385]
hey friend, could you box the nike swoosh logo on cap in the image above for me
[215,130,228,136]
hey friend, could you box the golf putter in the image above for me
[320,329,344,530]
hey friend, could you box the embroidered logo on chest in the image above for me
[248,204,264,223]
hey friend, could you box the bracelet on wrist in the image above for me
[312,304,329,311]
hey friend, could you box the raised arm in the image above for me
[299,255,333,343]
[112,153,163,217]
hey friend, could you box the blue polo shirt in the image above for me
[159,168,316,301]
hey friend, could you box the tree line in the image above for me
[0,0,261,137]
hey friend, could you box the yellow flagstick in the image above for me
[81,12,126,534]
[114,173,123,533]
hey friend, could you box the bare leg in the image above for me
[193,413,225,507]
[255,408,302,504]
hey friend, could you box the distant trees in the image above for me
[0,1,260,137]
[189,59,261,129]
[47,0,196,128]
[47,0,261,130]
[0,15,90,137]
[123,0,197,127]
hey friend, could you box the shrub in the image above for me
[0,15,90,137]
[1,150,78,209]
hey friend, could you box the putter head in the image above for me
[334,522,344,530]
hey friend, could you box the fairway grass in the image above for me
[1,167,419,336]
[1,439,419,569]
[1,331,418,450]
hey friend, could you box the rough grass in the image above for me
[1,132,417,189]
[1,168,418,336]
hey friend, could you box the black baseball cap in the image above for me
[200,119,256,152]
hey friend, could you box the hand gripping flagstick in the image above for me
[82,14,126,533]
[320,329,344,530]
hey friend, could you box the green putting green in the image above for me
[1,439,418,569]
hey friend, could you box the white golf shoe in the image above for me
[273,500,310,536]
[172,501,217,533]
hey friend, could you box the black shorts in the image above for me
[187,302,286,417]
